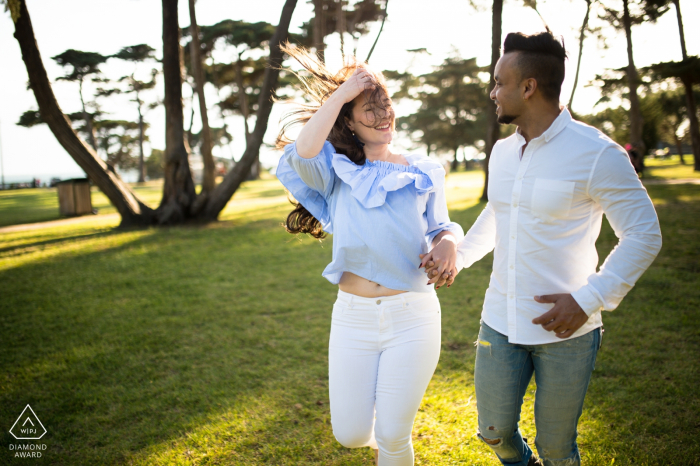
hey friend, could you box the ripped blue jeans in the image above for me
[474,322,601,466]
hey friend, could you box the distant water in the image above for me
[2,171,88,184]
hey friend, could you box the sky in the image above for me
[0,0,698,183]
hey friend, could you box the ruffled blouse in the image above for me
[276,140,464,292]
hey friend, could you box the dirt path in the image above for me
[0,213,120,234]
[643,178,700,185]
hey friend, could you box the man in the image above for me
[426,31,661,465]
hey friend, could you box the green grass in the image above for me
[644,155,700,180]
[0,171,698,465]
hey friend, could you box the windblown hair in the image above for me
[503,31,567,102]
[276,43,393,239]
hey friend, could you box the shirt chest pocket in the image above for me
[530,178,576,222]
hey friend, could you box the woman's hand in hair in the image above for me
[337,67,376,103]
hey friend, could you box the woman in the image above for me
[276,45,462,465]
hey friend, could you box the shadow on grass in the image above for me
[0,191,698,465]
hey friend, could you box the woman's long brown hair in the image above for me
[276,43,393,239]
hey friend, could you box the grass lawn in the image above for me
[644,155,700,180]
[0,169,698,465]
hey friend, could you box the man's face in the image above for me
[490,52,525,125]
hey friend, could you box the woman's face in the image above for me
[346,85,395,147]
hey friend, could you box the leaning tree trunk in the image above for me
[482,0,503,201]
[158,0,196,224]
[188,0,216,193]
[569,0,591,115]
[313,0,326,62]
[202,0,298,220]
[673,0,700,171]
[622,0,645,155]
[11,0,152,226]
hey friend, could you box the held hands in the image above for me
[419,236,459,289]
[532,294,589,339]
[336,67,376,103]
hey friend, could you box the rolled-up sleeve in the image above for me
[425,172,464,245]
[571,145,662,316]
[283,141,336,199]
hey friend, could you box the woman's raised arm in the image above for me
[295,68,375,158]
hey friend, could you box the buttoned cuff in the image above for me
[571,286,604,316]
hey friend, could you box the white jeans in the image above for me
[329,290,442,466]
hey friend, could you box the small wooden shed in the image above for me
[57,178,93,216]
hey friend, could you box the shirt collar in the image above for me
[514,106,571,145]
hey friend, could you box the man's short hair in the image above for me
[503,31,567,102]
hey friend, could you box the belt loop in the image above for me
[348,294,354,309]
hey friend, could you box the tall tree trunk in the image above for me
[338,0,346,61]
[313,0,326,62]
[137,93,146,182]
[622,0,645,155]
[188,0,215,193]
[482,0,503,201]
[683,76,700,171]
[202,0,298,220]
[11,0,152,226]
[78,77,98,151]
[235,58,259,180]
[158,0,196,223]
[673,0,700,171]
[674,134,685,165]
[569,0,591,115]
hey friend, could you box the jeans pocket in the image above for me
[332,301,348,318]
[407,295,441,319]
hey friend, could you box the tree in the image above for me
[187,19,277,180]
[51,49,108,152]
[303,0,385,62]
[655,89,691,164]
[201,0,299,219]
[187,0,215,193]
[569,0,594,115]
[482,0,503,200]
[387,54,489,170]
[645,0,700,171]
[112,44,159,183]
[10,0,152,225]
[599,0,670,155]
[8,0,298,225]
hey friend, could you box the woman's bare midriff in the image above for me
[338,271,407,298]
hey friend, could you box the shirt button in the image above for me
[513,202,518,208]
[509,265,514,269]
[376,300,381,305]
[511,235,515,240]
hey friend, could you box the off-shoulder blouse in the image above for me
[277,140,464,293]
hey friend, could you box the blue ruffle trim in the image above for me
[331,153,439,208]
[276,141,446,234]
[276,149,334,233]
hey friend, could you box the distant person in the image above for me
[275,45,463,465]
[625,143,645,176]
[423,31,661,466]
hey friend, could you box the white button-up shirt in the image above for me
[456,108,662,344]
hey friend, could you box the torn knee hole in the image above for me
[477,429,502,446]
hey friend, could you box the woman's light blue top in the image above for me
[277,141,464,293]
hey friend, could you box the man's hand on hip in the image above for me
[532,294,589,339]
